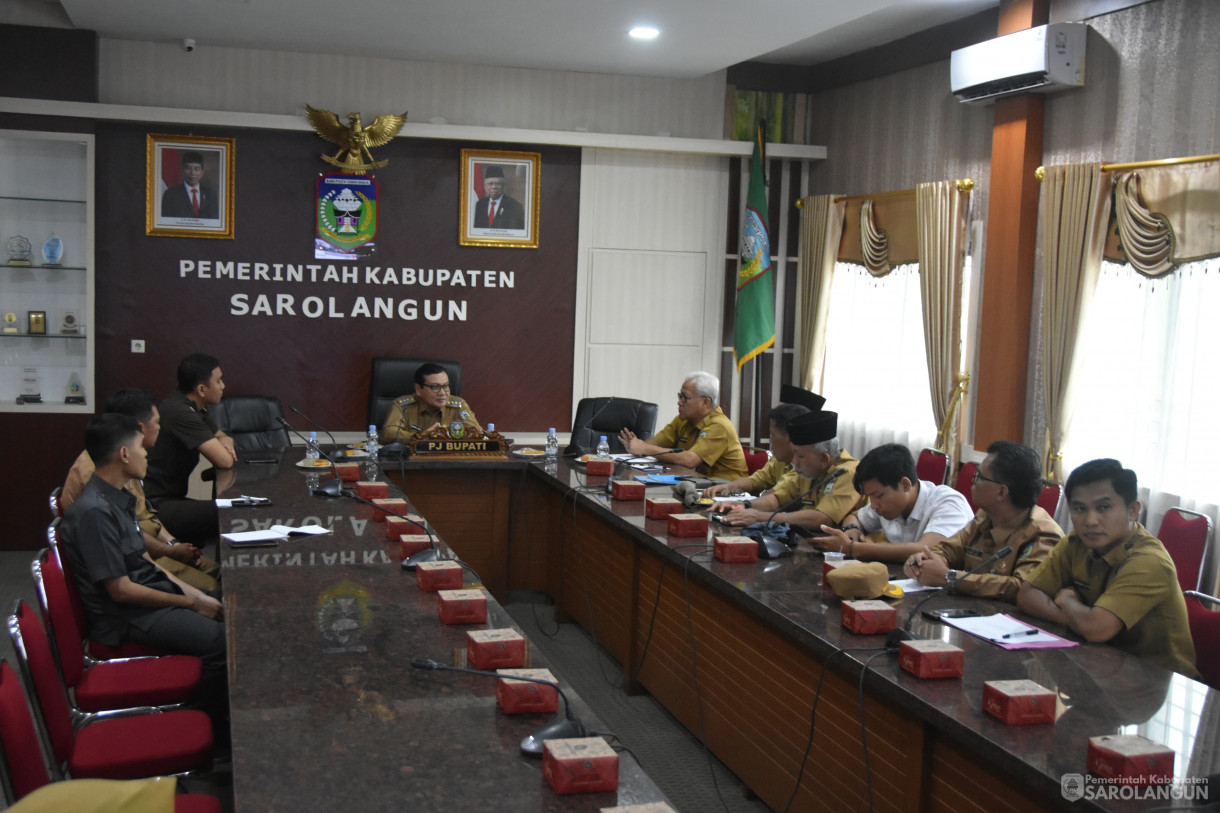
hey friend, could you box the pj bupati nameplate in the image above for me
[409,428,507,458]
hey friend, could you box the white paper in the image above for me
[942,613,1059,643]
[890,577,938,593]
[222,524,331,544]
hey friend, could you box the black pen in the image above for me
[1001,628,1040,639]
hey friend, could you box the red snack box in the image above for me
[416,560,463,592]
[610,479,645,500]
[467,628,527,670]
[645,497,683,519]
[586,459,615,476]
[982,679,1056,725]
[713,535,757,563]
[386,514,425,539]
[668,513,709,538]
[371,498,408,522]
[398,535,432,559]
[355,480,389,500]
[437,589,488,625]
[1087,735,1175,785]
[495,668,559,714]
[840,600,896,635]
[334,461,361,482]
[543,737,619,795]
[898,640,965,679]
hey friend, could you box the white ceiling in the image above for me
[57,0,998,79]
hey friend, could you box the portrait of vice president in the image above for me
[473,165,525,231]
[161,150,220,220]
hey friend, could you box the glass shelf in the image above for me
[0,333,87,339]
[0,195,86,204]
[1,263,87,271]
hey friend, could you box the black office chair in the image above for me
[367,357,463,429]
[209,394,291,452]
[568,397,659,454]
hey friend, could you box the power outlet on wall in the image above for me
[131,339,146,353]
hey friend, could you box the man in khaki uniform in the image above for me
[904,441,1060,602]
[60,388,220,592]
[1018,458,1199,679]
[381,362,482,443]
[619,371,747,481]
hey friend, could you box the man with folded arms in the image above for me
[1018,458,1199,679]
[816,443,974,562]
[60,388,220,592]
[144,352,236,543]
[903,441,1061,601]
[619,371,747,481]
[61,413,228,719]
[720,409,864,531]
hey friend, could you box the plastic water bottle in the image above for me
[486,423,495,434]
[365,425,380,457]
[306,431,319,460]
[545,427,559,459]
[596,435,610,460]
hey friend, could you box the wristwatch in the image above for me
[945,569,959,593]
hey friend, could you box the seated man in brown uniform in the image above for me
[619,371,747,481]
[381,362,482,443]
[1017,458,1199,679]
[903,441,1060,602]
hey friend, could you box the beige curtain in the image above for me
[1039,163,1113,481]
[1111,159,1220,275]
[916,181,971,452]
[860,200,891,276]
[797,195,846,391]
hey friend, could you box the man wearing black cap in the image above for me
[473,165,525,230]
[721,408,864,531]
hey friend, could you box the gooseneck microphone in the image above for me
[410,658,588,756]
[337,488,444,569]
[276,416,343,497]
[885,544,1015,650]
[288,405,341,458]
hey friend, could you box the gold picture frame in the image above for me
[27,311,46,335]
[459,149,540,248]
[146,134,236,239]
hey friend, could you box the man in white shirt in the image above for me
[815,442,974,562]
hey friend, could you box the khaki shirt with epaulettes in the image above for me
[381,395,482,443]
[776,451,863,525]
[930,505,1062,602]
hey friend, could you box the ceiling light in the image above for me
[629,26,660,40]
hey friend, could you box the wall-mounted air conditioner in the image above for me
[950,22,1087,105]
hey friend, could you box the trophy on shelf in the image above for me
[16,367,42,405]
[42,234,64,266]
[27,311,46,335]
[6,235,32,266]
[61,310,80,334]
[2,312,16,334]
[65,371,85,405]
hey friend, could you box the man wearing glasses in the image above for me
[619,371,747,481]
[381,362,482,443]
[903,441,1062,601]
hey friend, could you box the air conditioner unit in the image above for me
[950,22,1087,104]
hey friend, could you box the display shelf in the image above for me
[0,129,94,414]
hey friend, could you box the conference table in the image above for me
[219,449,1219,813]
[216,454,672,812]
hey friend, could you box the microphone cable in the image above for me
[856,649,892,813]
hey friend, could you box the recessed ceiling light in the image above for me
[629,26,660,40]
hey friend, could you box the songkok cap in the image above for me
[484,165,505,179]
[779,385,826,412]
[786,410,837,446]
[825,562,890,600]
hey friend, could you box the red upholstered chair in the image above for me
[1184,594,1220,689]
[742,447,770,475]
[1037,481,1062,517]
[29,553,201,715]
[0,661,220,811]
[953,462,978,513]
[1156,508,1214,593]
[45,522,165,662]
[48,487,64,519]
[6,601,213,783]
[916,448,949,485]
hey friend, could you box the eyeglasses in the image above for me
[422,382,451,393]
[678,392,707,403]
[972,469,1004,486]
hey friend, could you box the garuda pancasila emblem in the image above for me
[305,104,407,174]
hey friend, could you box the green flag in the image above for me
[734,125,774,371]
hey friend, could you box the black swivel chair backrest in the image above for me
[209,394,292,452]
[367,357,463,430]
[569,397,659,454]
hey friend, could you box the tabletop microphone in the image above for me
[410,658,587,756]
[886,544,1015,650]
[338,488,443,568]
[276,416,343,497]
[288,405,341,458]
[566,396,614,455]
